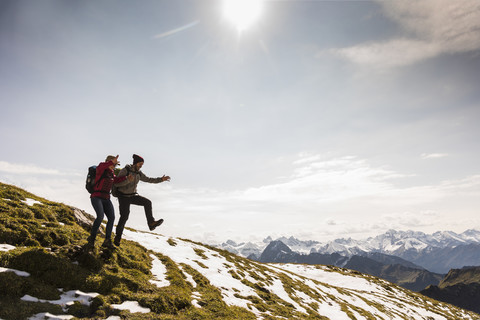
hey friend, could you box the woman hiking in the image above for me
[86,155,133,250]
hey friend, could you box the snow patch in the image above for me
[0,244,16,252]
[181,265,197,287]
[191,292,202,308]
[111,301,150,313]
[271,264,379,292]
[265,278,307,314]
[0,266,30,277]
[28,313,73,320]
[149,254,170,287]
[23,198,42,206]
[21,290,98,311]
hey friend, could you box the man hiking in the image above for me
[113,154,170,246]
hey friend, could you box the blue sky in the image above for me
[1,0,480,244]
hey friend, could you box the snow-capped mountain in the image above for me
[218,240,265,258]
[308,229,480,257]
[216,235,323,259]
[216,229,480,274]
[216,229,480,259]
[360,229,480,256]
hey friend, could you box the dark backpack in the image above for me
[112,166,131,197]
[111,183,120,198]
[85,166,98,194]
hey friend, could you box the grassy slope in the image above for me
[420,267,480,314]
[0,182,253,319]
[1,182,479,320]
[439,267,480,288]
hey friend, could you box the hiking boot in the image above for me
[102,238,115,250]
[84,236,95,250]
[113,236,121,247]
[148,219,164,231]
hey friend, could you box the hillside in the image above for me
[344,256,444,292]
[1,182,479,319]
[259,241,444,292]
[421,266,480,314]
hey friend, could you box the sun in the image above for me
[222,0,263,32]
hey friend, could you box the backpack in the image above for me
[85,165,108,194]
[111,166,131,197]
[111,183,120,197]
[85,165,98,194]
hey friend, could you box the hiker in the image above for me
[87,155,133,250]
[113,154,170,246]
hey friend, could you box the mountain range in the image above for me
[2,181,479,319]
[215,229,480,274]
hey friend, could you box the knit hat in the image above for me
[133,154,144,165]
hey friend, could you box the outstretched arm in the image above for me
[139,171,170,184]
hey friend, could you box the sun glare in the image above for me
[222,0,263,32]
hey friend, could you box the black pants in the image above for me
[115,195,155,239]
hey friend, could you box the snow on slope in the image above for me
[122,229,262,314]
[2,228,479,319]
[122,229,479,320]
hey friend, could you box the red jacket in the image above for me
[91,160,127,199]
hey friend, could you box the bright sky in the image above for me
[1,0,480,244]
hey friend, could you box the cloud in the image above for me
[153,21,199,39]
[0,161,61,175]
[238,155,406,204]
[333,38,440,69]
[326,218,338,226]
[2,157,479,243]
[148,154,479,218]
[381,211,437,228]
[332,0,480,69]
[421,153,449,159]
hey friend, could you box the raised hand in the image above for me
[112,155,120,166]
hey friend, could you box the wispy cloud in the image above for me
[421,153,449,160]
[153,21,199,39]
[0,161,61,175]
[331,0,480,69]
[239,155,405,203]
[333,38,440,69]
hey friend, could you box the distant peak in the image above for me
[263,236,273,243]
[226,240,237,246]
[265,240,293,253]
